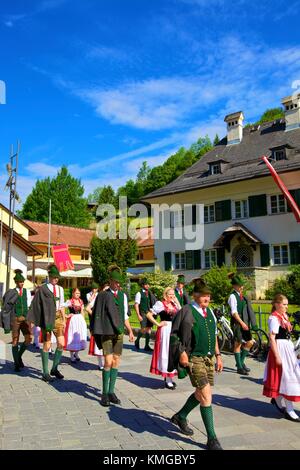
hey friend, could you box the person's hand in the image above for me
[179,351,189,367]
[215,356,223,373]
[129,331,134,342]
[158,321,167,328]
[137,315,143,322]
[241,322,249,331]
[275,357,282,367]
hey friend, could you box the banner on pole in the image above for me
[51,244,74,272]
[262,155,300,223]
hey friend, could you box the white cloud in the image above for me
[25,163,59,178]
[3,0,68,27]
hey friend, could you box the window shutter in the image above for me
[192,205,197,225]
[287,189,300,213]
[289,241,300,265]
[185,251,193,270]
[260,244,270,267]
[164,252,172,271]
[215,200,231,222]
[216,247,225,267]
[185,250,201,269]
[248,194,267,217]
[193,250,201,269]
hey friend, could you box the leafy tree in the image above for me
[140,270,177,300]
[90,236,137,285]
[18,166,91,228]
[213,134,220,145]
[87,187,103,203]
[245,107,284,128]
[97,185,117,207]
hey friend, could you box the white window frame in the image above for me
[273,149,286,161]
[174,252,186,270]
[204,204,215,223]
[170,209,184,228]
[210,163,221,175]
[204,250,217,269]
[269,194,287,215]
[272,244,289,265]
[233,200,248,219]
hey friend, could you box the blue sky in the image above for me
[0,0,300,207]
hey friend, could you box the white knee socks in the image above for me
[285,399,299,419]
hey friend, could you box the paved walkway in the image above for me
[1,331,300,450]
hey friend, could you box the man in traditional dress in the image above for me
[28,264,65,382]
[1,270,32,372]
[91,266,134,407]
[134,278,156,352]
[174,274,190,307]
[227,273,257,376]
[168,279,223,450]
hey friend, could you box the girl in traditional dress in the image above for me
[146,287,181,389]
[86,284,108,370]
[263,294,300,422]
[64,288,87,362]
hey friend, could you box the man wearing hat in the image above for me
[28,264,65,382]
[228,273,257,376]
[91,266,134,407]
[1,269,32,372]
[169,278,223,451]
[134,278,157,351]
[175,274,190,307]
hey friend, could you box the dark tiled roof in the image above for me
[144,120,300,199]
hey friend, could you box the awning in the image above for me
[60,267,93,278]
[127,267,154,275]
[213,222,262,250]
[27,268,48,277]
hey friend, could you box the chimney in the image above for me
[282,93,300,131]
[224,111,244,145]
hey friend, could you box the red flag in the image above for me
[262,155,300,223]
[51,244,74,272]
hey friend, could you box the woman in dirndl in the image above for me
[263,293,300,422]
[64,288,87,362]
[146,287,181,389]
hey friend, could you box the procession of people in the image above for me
[1,263,300,451]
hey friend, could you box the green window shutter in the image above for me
[289,241,300,265]
[215,200,231,222]
[216,247,225,267]
[192,205,197,225]
[164,252,172,271]
[185,250,201,269]
[287,189,300,213]
[260,244,270,267]
[248,194,267,217]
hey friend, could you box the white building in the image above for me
[143,95,300,299]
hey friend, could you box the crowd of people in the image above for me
[1,265,300,450]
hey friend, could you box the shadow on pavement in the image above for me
[118,371,166,389]
[213,394,281,419]
[107,406,206,449]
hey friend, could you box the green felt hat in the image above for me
[228,272,244,286]
[91,282,99,289]
[140,277,149,286]
[14,269,25,283]
[110,270,122,282]
[47,264,61,278]
[177,274,186,284]
[192,278,211,295]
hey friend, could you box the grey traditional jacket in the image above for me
[27,284,57,331]
[0,289,19,330]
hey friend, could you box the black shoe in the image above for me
[284,411,300,422]
[76,356,80,362]
[243,365,251,372]
[237,367,249,376]
[42,373,55,382]
[14,364,21,372]
[206,437,223,450]
[271,398,285,414]
[134,340,140,350]
[100,394,110,407]
[50,369,64,379]
[170,414,194,436]
[144,345,153,352]
[19,358,25,368]
[108,393,121,405]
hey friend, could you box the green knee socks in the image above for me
[178,393,199,420]
[109,368,118,394]
[240,349,249,367]
[41,351,49,375]
[12,345,19,366]
[52,349,63,371]
[102,369,110,395]
[18,342,27,360]
[200,405,216,439]
[234,352,243,369]
[145,333,150,347]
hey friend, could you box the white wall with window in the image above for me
[204,250,217,269]
[233,199,248,219]
[204,204,215,223]
[269,194,287,214]
[272,244,289,265]
[174,252,186,270]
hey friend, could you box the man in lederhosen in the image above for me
[174,274,190,307]
[169,278,223,450]
[28,264,65,382]
[1,270,32,372]
[91,266,134,407]
[228,273,257,376]
[134,278,156,352]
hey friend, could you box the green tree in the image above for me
[265,265,300,304]
[87,187,103,203]
[141,270,177,300]
[213,134,220,145]
[97,185,117,207]
[18,166,91,228]
[90,236,137,285]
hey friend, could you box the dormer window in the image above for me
[210,163,221,175]
[272,148,286,161]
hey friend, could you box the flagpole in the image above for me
[48,199,52,264]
